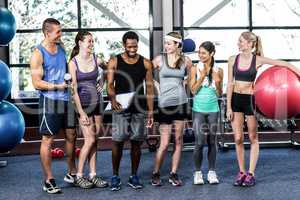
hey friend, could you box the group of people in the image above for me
[30,18,300,194]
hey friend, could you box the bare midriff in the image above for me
[233,80,254,94]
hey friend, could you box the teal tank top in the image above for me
[192,62,219,113]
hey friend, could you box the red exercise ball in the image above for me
[254,66,300,119]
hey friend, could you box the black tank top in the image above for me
[233,54,257,82]
[115,54,147,112]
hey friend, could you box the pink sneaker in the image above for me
[242,173,256,187]
[233,172,246,186]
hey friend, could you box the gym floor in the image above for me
[1,148,299,200]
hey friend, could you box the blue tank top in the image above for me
[73,54,102,106]
[36,44,69,101]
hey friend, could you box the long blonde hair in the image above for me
[241,31,263,56]
[166,31,184,69]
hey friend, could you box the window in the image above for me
[183,0,248,27]
[8,0,151,100]
[253,0,300,26]
[9,0,78,30]
[182,0,300,91]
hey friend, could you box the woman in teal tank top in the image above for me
[189,41,223,185]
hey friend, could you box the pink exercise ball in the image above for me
[254,66,300,119]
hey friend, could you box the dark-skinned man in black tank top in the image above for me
[107,31,154,191]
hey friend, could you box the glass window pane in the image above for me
[184,30,246,60]
[253,0,300,26]
[254,29,300,59]
[9,32,77,64]
[9,33,43,64]
[91,30,150,60]
[183,0,248,27]
[215,62,227,94]
[8,0,78,29]
[10,67,39,99]
[81,0,149,28]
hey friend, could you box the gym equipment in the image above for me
[75,147,81,157]
[0,160,7,167]
[57,149,64,158]
[182,128,195,143]
[254,66,300,119]
[0,8,16,45]
[51,149,58,158]
[0,101,25,153]
[146,138,159,152]
[0,60,12,101]
[182,38,196,53]
[51,148,64,158]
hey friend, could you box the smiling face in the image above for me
[198,46,214,63]
[45,24,62,43]
[164,39,179,54]
[79,34,94,53]
[238,35,254,52]
[123,38,138,58]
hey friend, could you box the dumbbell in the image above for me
[52,148,64,158]
[75,147,81,157]
[146,138,159,152]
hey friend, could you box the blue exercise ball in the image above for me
[182,38,196,53]
[0,101,25,153]
[0,8,16,45]
[0,60,12,101]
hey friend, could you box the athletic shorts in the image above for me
[39,95,76,135]
[231,92,255,115]
[157,103,188,124]
[112,111,146,142]
[81,103,103,117]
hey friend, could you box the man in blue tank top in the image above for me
[107,31,154,191]
[30,18,77,194]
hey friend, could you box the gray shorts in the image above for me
[112,112,146,142]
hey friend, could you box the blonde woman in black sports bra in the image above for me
[227,31,300,187]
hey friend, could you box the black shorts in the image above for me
[158,103,188,124]
[231,92,255,115]
[39,95,76,135]
[81,103,103,117]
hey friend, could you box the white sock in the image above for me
[89,173,96,179]
[76,173,83,179]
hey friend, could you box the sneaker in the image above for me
[43,179,62,194]
[207,171,219,184]
[90,176,108,188]
[193,171,204,185]
[233,172,246,186]
[74,177,94,189]
[242,173,256,187]
[64,173,76,184]
[168,172,182,186]
[128,175,143,189]
[151,172,162,186]
[110,175,121,191]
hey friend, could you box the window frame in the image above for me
[177,0,300,63]
[6,0,154,103]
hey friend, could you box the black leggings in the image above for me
[193,111,218,171]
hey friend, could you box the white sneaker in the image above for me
[193,171,204,185]
[207,171,219,184]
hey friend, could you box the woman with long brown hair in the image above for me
[68,30,107,189]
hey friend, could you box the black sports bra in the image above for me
[233,54,257,82]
